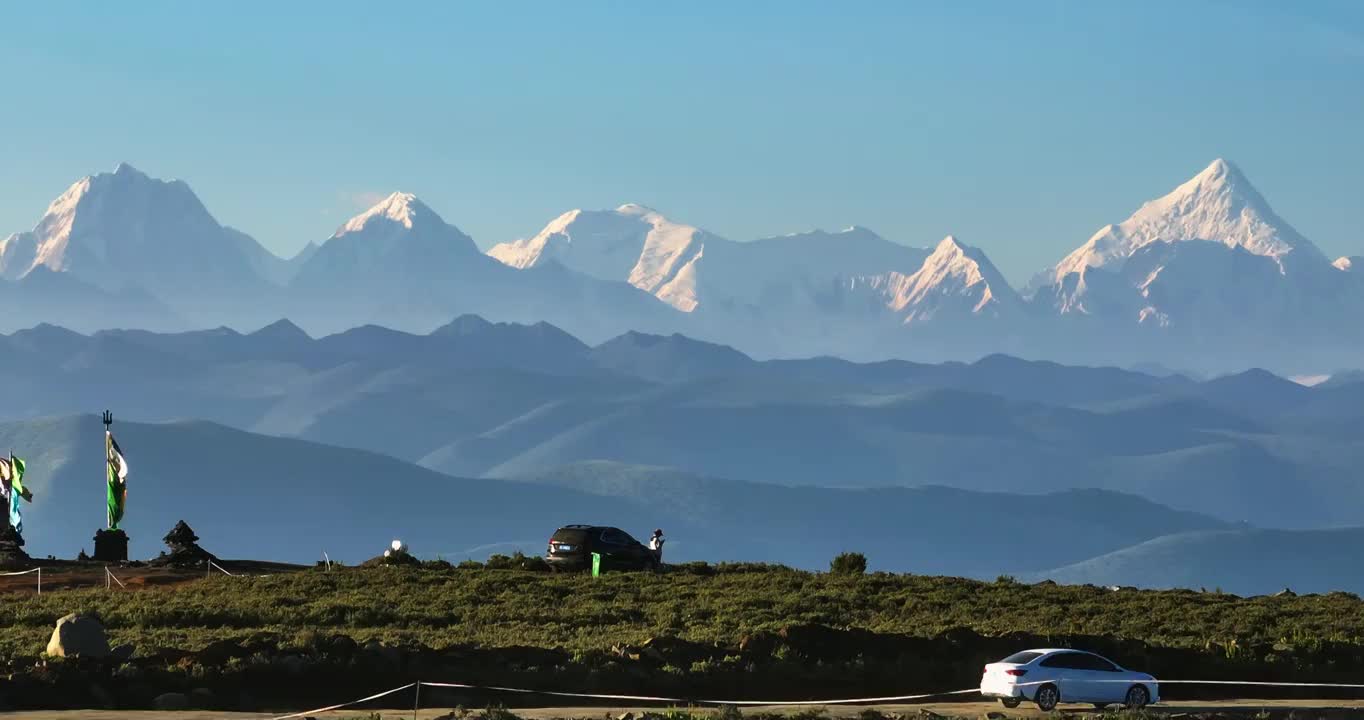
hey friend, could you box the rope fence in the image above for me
[0,566,41,594]
[2,560,259,593]
[261,677,1364,720]
[104,566,126,589]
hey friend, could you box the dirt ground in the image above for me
[9,699,1364,720]
[0,559,307,593]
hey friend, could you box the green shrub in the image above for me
[829,552,867,575]
[484,551,550,572]
[715,705,744,720]
[476,707,523,720]
[672,561,715,576]
[484,554,515,570]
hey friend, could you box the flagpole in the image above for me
[102,410,112,532]
[94,410,128,563]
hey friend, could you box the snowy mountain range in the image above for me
[2,159,1360,371]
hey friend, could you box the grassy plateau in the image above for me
[3,560,1364,711]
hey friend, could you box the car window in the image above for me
[1080,654,1119,672]
[599,529,626,545]
[552,528,588,545]
[1001,651,1043,664]
[1039,652,1083,669]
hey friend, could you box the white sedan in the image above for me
[980,648,1159,711]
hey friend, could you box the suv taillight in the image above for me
[1005,669,1027,677]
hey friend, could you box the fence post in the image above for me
[413,681,421,720]
[37,567,41,595]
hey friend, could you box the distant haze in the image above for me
[5,322,1364,594]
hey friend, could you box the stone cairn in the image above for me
[0,522,30,569]
[148,520,218,568]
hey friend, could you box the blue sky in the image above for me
[2,1,1361,282]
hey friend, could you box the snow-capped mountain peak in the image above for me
[856,235,1018,323]
[0,163,276,300]
[338,192,432,235]
[487,204,710,311]
[932,234,967,254]
[112,161,145,178]
[1046,158,1324,286]
[15,164,156,276]
[615,202,660,217]
[1335,256,1358,272]
[292,190,483,294]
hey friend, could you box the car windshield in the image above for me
[1000,651,1044,664]
[551,528,589,544]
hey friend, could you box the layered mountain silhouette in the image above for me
[3,316,1363,531]
[0,414,1230,577]
[1034,527,1364,596]
[2,160,1361,371]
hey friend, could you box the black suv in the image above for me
[546,525,658,572]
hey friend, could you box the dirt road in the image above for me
[11,699,1364,720]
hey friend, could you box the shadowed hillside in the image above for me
[0,417,1225,575]
[3,319,1363,530]
[1035,527,1364,596]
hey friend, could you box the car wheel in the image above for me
[1124,685,1150,709]
[999,698,1021,709]
[1034,684,1059,712]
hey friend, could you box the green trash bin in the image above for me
[591,552,602,577]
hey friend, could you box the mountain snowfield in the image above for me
[290,191,484,291]
[490,204,715,312]
[0,164,270,297]
[1,159,1360,371]
[1044,158,1323,287]
[852,235,1022,324]
[489,204,930,315]
[1029,159,1355,347]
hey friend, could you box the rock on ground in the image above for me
[45,613,110,659]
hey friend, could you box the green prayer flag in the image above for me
[1,454,30,532]
[10,455,29,500]
[106,431,128,530]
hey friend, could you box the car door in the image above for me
[617,530,649,565]
[1080,653,1126,702]
[1039,652,1095,701]
[596,528,630,569]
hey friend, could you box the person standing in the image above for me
[648,528,665,566]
